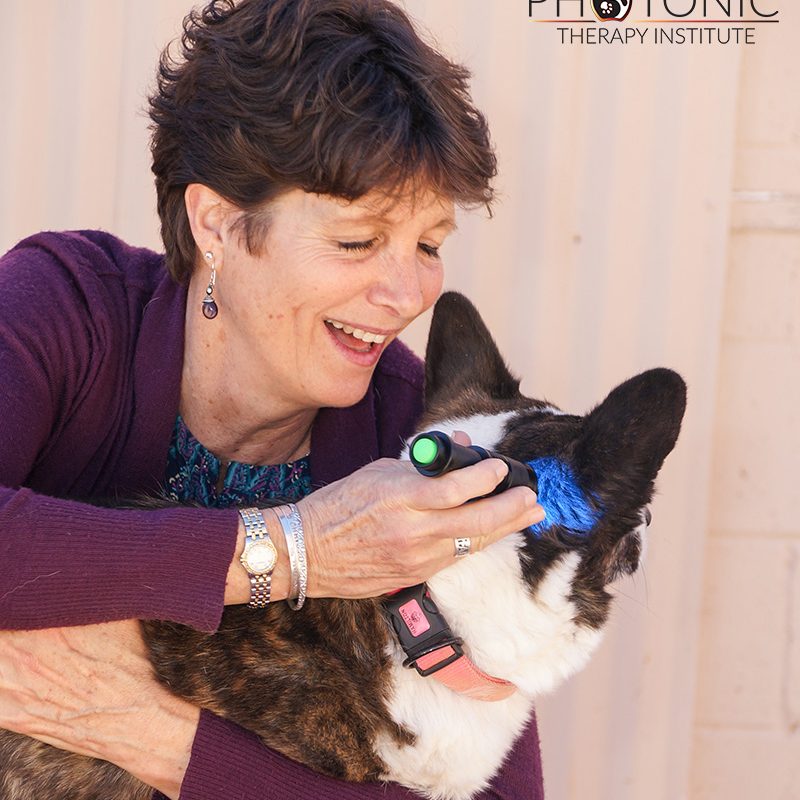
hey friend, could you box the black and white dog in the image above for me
[375,292,685,796]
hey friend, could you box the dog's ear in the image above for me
[424,292,522,405]
[574,368,687,506]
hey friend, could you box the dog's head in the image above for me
[420,292,686,629]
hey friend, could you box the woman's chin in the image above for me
[320,379,375,409]
[311,328,392,407]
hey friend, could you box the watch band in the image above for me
[238,507,276,609]
[249,571,272,608]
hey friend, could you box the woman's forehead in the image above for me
[308,188,456,229]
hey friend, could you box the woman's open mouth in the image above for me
[324,319,388,353]
[323,318,392,367]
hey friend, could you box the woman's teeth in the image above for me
[325,320,387,345]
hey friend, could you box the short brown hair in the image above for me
[149,0,497,283]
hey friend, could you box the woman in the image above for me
[0,1,546,798]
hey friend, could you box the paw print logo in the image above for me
[591,0,632,21]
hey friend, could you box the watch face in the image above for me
[243,540,277,573]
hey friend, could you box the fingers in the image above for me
[411,457,511,510]
[450,429,471,446]
[407,448,544,546]
[435,486,545,553]
[393,486,543,583]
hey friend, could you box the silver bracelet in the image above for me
[274,503,307,610]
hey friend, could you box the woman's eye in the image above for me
[418,243,440,258]
[338,239,376,253]
[337,239,440,258]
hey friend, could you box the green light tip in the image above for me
[412,436,439,465]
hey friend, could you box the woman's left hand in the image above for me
[0,621,200,799]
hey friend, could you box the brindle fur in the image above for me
[0,292,686,800]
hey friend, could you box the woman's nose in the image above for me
[368,250,431,320]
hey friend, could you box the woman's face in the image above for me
[216,186,455,413]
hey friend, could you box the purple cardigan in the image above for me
[0,230,544,800]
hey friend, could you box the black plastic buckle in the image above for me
[383,583,464,677]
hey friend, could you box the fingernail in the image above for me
[530,504,546,524]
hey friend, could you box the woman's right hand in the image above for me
[298,450,545,599]
[0,621,198,799]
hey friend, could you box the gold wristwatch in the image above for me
[238,507,278,608]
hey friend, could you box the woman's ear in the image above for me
[184,184,230,256]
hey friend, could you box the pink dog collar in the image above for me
[384,584,516,702]
[415,646,516,701]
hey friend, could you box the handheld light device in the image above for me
[409,431,538,496]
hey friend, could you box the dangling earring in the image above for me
[202,251,218,319]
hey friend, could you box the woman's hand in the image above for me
[0,621,199,800]
[299,434,545,599]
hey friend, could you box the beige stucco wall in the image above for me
[1,2,797,797]
[690,29,800,798]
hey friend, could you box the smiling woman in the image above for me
[0,1,545,799]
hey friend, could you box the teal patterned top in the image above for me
[164,415,312,508]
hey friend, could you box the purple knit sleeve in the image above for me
[174,710,543,800]
[0,487,238,632]
[0,237,238,632]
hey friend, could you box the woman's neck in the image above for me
[180,289,315,466]
[180,394,314,466]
